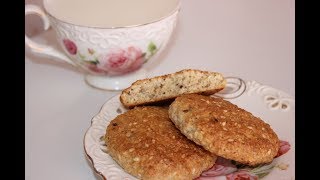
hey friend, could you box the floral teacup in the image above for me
[25,1,180,90]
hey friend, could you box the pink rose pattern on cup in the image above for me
[63,39,77,55]
[97,46,144,75]
[196,140,291,180]
[62,39,157,75]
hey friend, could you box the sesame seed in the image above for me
[192,168,196,173]
[247,126,253,130]
[152,139,156,143]
[262,134,267,138]
[223,127,228,131]
[221,122,226,126]
[220,116,226,119]
[223,110,228,113]
[126,132,132,137]
[228,139,234,142]
[145,144,149,147]
[262,127,265,131]
[133,157,140,162]
[267,150,271,155]
[129,148,135,152]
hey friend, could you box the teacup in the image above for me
[25,0,181,90]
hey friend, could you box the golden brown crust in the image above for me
[120,69,226,108]
[105,106,217,179]
[168,94,280,166]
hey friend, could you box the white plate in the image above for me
[84,78,295,180]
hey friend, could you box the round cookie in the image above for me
[168,94,280,166]
[105,106,216,180]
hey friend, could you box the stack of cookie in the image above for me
[104,69,280,180]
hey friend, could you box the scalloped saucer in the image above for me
[83,78,295,180]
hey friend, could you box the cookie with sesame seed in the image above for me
[105,106,217,180]
[120,69,226,108]
[168,94,280,166]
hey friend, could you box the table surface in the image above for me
[25,0,294,179]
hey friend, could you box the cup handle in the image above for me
[25,4,75,65]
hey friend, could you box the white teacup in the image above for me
[25,0,181,90]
